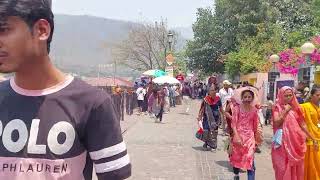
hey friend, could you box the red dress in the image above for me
[230,105,258,170]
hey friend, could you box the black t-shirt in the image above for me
[0,76,131,180]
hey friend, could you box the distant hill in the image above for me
[50,14,140,77]
[174,26,194,40]
[50,14,190,78]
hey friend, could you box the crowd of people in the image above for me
[195,80,320,180]
[135,81,187,123]
[132,76,320,180]
[133,76,222,123]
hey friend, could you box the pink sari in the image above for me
[230,87,259,170]
[272,86,306,180]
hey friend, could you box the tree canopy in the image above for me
[186,0,320,78]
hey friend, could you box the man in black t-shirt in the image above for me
[0,1,131,179]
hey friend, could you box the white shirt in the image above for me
[163,87,169,97]
[219,88,234,106]
[136,87,146,101]
[267,100,274,109]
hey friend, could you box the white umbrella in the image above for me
[142,69,167,77]
[152,76,180,84]
[142,69,157,76]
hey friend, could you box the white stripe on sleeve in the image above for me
[89,141,127,160]
[94,154,130,173]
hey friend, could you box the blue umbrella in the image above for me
[154,70,167,77]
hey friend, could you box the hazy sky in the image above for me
[52,0,214,28]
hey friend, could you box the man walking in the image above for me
[182,82,192,114]
[219,80,234,135]
[169,85,176,107]
[0,1,131,179]
[136,84,146,115]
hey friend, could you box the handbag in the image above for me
[272,129,283,149]
[195,128,217,149]
[195,128,204,141]
[195,128,212,142]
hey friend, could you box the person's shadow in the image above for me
[192,146,210,152]
[178,112,190,115]
[215,161,234,172]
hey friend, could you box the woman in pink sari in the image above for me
[230,86,261,180]
[272,86,317,180]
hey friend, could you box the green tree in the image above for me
[224,52,241,79]
[186,8,224,74]
[173,50,188,75]
[269,0,314,33]
[311,0,320,26]
[188,0,320,78]
[223,0,320,78]
[215,0,269,45]
[186,0,271,75]
[225,24,285,78]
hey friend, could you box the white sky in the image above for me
[52,0,214,28]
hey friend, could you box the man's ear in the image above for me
[33,19,51,41]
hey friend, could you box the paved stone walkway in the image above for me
[94,100,275,180]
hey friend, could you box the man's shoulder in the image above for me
[65,78,112,107]
[0,80,11,89]
[0,80,12,95]
[219,88,225,93]
[301,102,311,109]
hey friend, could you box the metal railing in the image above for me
[111,92,138,121]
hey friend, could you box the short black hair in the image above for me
[241,90,255,99]
[208,85,218,92]
[0,0,54,53]
[242,81,249,87]
[310,85,320,96]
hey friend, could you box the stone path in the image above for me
[112,100,275,180]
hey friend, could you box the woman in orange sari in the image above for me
[301,86,320,180]
[272,86,316,180]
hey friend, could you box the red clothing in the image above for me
[272,86,306,180]
[230,105,258,170]
[204,95,220,105]
[158,90,165,106]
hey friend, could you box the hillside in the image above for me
[50,14,190,77]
